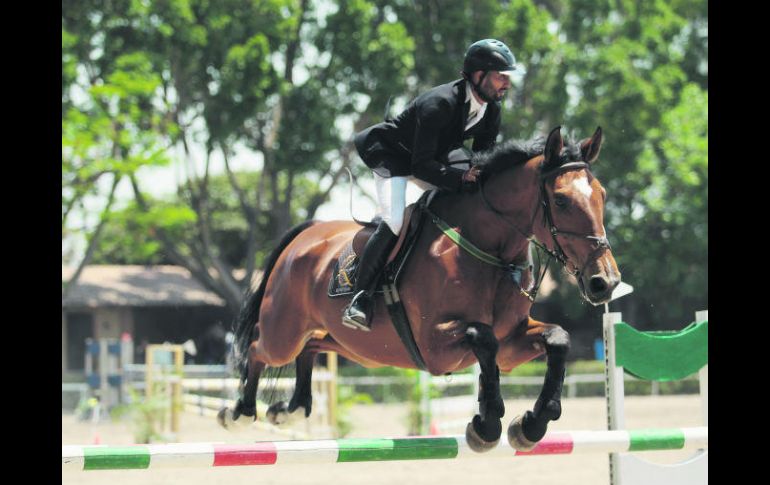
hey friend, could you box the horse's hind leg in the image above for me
[266,347,317,425]
[464,322,505,452]
[217,341,265,429]
[508,321,569,451]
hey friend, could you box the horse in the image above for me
[218,126,621,451]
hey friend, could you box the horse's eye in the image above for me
[554,194,568,208]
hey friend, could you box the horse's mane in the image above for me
[472,133,582,185]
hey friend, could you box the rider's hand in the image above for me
[462,165,481,184]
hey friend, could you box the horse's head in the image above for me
[532,126,621,305]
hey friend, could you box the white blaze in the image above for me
[573,176,593,198]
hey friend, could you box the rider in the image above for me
[342,38,520,331]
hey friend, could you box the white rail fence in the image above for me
[64,365,696,412]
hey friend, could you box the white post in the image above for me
[419,371,431,435]
[120,336,133,404]
[603,311,624,485]
[108,340,121,410]
[695,310,708,426]
[85,338,93,376]
[602,281,634,432]
[99,340,109,411]
[327,352,338,437]
[603,312,625,431]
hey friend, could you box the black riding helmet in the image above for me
[462,39,517,102]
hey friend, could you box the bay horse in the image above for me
[218,126,621,451]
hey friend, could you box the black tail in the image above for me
[232,220,318,380]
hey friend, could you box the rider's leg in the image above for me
[376,173,408,233]
[342,175,405,331]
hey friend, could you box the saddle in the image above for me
[328,191,438,370]
[328,190,436,298]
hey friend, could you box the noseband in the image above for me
[479,160,611,301]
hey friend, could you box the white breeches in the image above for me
[374,173,436,235]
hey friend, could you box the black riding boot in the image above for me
[342,221,398,331]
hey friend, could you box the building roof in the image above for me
[62,265,228,308]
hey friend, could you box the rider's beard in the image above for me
[480,79,507,103]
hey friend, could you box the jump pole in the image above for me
[62,426,707,471]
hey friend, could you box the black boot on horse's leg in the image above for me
[288,350,317,416]
[266,349,317,425]
[218,358,264,429]
[509,326,570,450]
[464,323,505,452]
[342,221,398,331]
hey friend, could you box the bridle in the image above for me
[478,160,611,301]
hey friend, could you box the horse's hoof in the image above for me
[266,402,289,425]
[293,405,308,420]
[217,407,234,429]
[218,406,257,430]
[507,414,538,451]
[464,415,501,453]
[291,399,312,418]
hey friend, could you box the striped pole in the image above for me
[63,427,707,471]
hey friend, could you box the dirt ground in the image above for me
[62,395,705,485]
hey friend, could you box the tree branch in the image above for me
[220,142,261,282]
[188,149,244,308]
[304,113,375,218]
[62,168,113,225]
[284,0,310,83]
[305,151,353,219]
[62,172,122,298]
[221,142,257,221]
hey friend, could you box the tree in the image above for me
[63,0,707,332]
[615,83,708,326]
[531,0,708,329]
[91,171,323,268]
[62,0,416,314]
[62,31,173,296]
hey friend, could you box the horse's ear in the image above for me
[580,126,603,164]
[543,126,563,171]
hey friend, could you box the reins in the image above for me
[482,160,611,300]
[424,206,531,289]
[428,159,611,302]
[476,175,559,302]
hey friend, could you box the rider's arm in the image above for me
[410,98,466,191]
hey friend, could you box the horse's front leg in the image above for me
[506,318,570,451]
[464,322,505,452]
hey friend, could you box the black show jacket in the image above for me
[354,79,501,191]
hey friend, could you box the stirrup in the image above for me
[342,291,372,332]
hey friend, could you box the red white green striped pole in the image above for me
[62,426,707,471]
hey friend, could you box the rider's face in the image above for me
[473,71,512,102]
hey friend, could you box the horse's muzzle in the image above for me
[579,256,621,305]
